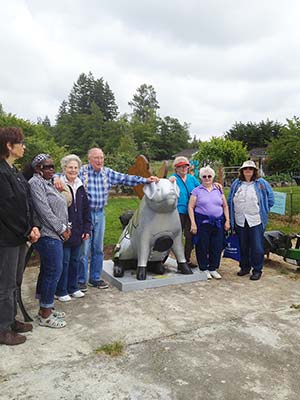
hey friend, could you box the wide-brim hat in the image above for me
[239,160,258,170]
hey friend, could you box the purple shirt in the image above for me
[191,185,223,218]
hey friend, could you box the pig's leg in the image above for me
[172,234,193,274]
[136,240,151,280]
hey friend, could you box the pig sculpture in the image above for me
[113,178,193,280]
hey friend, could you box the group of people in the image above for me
[0,127,158,345]
[0,126,275,346]
[171,156,274,281]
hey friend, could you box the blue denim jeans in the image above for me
[56,245,81,296]
[235,221,264,272]
[34,236,63,308]
[78,209,105,284]
[195,223,224,271]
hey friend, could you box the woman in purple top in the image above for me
[188,166,230,280]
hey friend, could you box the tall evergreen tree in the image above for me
[42,115,51,128]
[56,100,68,123]
[68,72,94,114]
[129,84,160,123]
[93,78,105,116]
[103,81,118,121]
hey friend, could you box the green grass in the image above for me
[267,214,299,234]
[271,186,300,216]
[95,341,124,357]
[105,196,140,245]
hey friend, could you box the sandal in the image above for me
[38,314,67,329]
[51,309,66,318]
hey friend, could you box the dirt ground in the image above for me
[4,245,299,400]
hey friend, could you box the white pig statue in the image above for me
[113,178,193,280]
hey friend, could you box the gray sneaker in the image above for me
[78,283,88,292]
[88,280,109,289]
[98,280,109,289]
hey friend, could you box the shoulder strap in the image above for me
[82,164,89,191]
[175,174,190,197]
[101,167,109,206]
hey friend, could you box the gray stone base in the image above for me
[102,258,207,292]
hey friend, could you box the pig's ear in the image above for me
[170,179,180,197]
[143,182,156,199]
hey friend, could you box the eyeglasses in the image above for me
[42,164,55,170]
[202,175,212,179]
[243,167,254,171]
[15,141,25,146]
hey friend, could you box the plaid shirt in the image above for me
[79,164,147,211]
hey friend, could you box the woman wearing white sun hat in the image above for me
[228,160,274,281]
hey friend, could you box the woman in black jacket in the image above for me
[55,154,91,301]
[0,127,40,346]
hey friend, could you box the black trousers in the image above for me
[0,244,27,331]
[179,213,193,262]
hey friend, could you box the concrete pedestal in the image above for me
[102,258,207,292]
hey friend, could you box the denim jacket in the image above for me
[228,178,274,230]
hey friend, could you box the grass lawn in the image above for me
[105,196,140,245]
[270,185,300,216]
[104,190,300,246]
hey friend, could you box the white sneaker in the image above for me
[204,270,212,279]
[71,290,85,298]
[57,295,72,302]
[210,270,222,279]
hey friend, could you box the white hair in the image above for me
[199,165,215,179]
[88,147,103,159]
[60,154,82,171]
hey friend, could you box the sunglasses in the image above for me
[243,167,254,171]
[42,164,55,170]
[202,175,212,179]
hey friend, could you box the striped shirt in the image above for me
[79,164,148,211]
[29,174,69,240]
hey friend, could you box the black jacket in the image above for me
[0,160,38,247]
[64,183,91,247]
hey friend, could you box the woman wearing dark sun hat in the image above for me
[28,154,71,328]
[0,127,40,346]
[228,160,274,281]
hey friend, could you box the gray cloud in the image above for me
[1,0,300,139]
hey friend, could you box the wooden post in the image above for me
[218,165,223,185]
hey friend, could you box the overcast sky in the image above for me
[1,0,300,140]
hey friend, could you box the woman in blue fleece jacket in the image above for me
[228,160,274,280]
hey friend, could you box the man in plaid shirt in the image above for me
[78,147,158,289]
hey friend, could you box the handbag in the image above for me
[223,232,240,261]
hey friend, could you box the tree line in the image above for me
[196,118,300,174]
[51,73,193,163]
[1,71,300,174]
